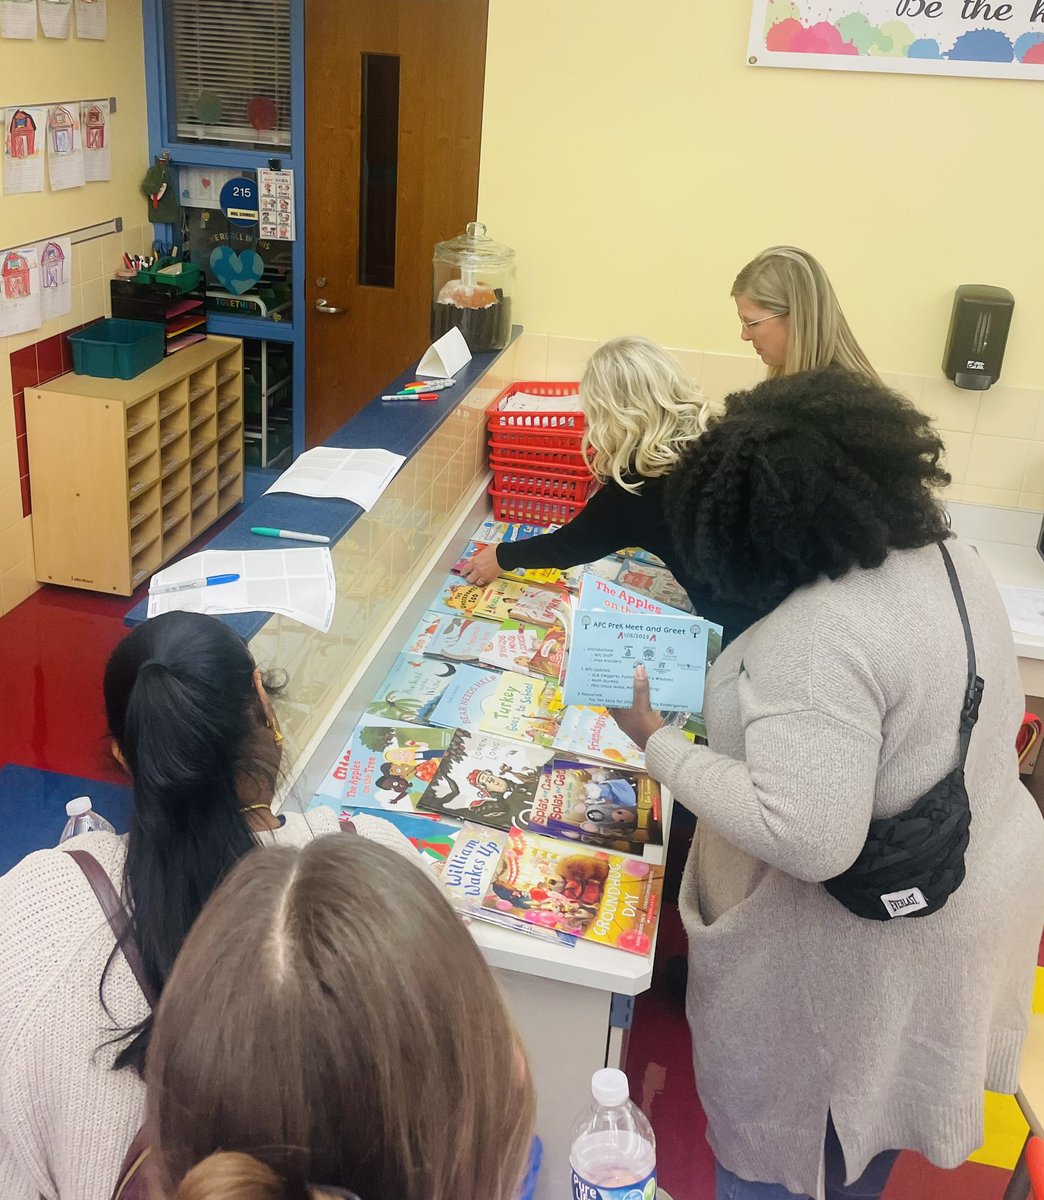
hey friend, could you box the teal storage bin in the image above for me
[68,319,165,380]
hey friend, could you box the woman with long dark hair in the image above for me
[0,611,417,1200]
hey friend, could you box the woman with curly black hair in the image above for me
[613,369,1044,1200]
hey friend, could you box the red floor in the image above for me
[0,583,1015,1200]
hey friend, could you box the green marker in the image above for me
[251,526,331,545]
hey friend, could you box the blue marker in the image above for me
[149,572,240,595]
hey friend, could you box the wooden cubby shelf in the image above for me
[25,337,244,596]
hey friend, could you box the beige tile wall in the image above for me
[514,333,1044,512]
[0,224,151,616]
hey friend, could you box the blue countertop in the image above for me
[126,329,518,635]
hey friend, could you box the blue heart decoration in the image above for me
[209,245,264,296]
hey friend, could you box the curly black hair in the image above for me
[666,368,952,613]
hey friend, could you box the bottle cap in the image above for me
[591,1067,630,1107]
[66,796,92,817]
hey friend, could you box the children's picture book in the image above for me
[615,546,665,568]
[518,758,663,855]
[424,613,497,665]
[403,609,444,655]
[477,671,560,748]
[553,706,646,769]
[339,807,461,866]
[527,625,567,682]
[479,619,543,675]
[453,540,567,588]
[472,577,529,621]
[428,666,502,729]
[439,823,577,947]
[509,585,569,627]
[473,519,557,544]
[616,558,695,613]
[364,655,463,724]
[417,729,552,830]
[562,574,718,712]
[481,827,664,956]
[431,574,485,616]
[311,723,453,811]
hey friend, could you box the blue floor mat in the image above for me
[0,764,130,876]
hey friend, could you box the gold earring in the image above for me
[269,720,284,747]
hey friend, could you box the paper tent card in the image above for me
[415,325,471,378]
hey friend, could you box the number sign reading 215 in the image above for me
[220,177,260,227]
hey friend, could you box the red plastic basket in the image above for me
[486,381,583,453]
[488,436,591,470]
[489,488,589,527]
[490,455,597,499]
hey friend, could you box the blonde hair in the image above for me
[732,246,882,384]
[580,336,710,495]
[148,836,536,1200]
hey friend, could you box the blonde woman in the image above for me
[146,835,536,1200]
[732,246,882,383]
[462,336,761,643]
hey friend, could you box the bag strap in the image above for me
[64,849,158,1010]
[111,1126,151,1200]
[938,541,985,767]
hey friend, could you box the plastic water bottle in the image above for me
[59,796,116,843]
[570,1068,656,1200]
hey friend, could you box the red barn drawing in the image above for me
[2,252,31,300]
[9,110,36,159]
[84,104,106,150]
[49,105,76,154]
[41,242,65,289]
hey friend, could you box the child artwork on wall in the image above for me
[38,0,72,38]
[1,0,37,39]
[4,106,46,193]
[80,99,110,181]
[46,103,84,189]
[37,236,72,320]
[73,0,104,38]
[0,246,42,336]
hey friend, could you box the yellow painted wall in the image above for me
[0,0,149,613]
[478,0,1040,388]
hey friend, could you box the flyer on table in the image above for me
[563,574,716,713]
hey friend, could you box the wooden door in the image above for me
[305,0,489,447]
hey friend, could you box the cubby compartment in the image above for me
[160,404,189,450]
[189,364,216,403]
[129,509,162,560]
[130,538,163,590]
[216,352,240,388]
[128,452,160,500]
[127,424,159,471]
[190,413,217,456]
[161,461,190,507]
[157,380,188,419]
[126,395,157,438]
[129,482,160,531]
[161,431,190,479]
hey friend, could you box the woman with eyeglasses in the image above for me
[145,834,537,1200]
[0,611,418,1200]
[732,246,882,383]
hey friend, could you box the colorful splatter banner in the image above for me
[749,0,1044,78]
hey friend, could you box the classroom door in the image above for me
[304,0,489,447]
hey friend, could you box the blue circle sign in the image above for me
[220,176,259,227]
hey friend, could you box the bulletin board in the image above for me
[748,0,1044,78]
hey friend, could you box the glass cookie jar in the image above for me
[431,221,515,352]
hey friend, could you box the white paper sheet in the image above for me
[258,167,295,240]
[37,236,71,320]
[80,99,110,180]
[416,326,471,378]
[1,0,37,37]
[4,106,46,193]
[0,244,41,335]
[265,446,406,512]
[38,0,71,37]
[74,0,103,38]
[46,102,84,189]
[146,548,337,633]
[179,165,239,209]
[997,585,1044,638]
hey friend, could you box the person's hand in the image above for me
[460,542,503,586]
[609,665,666,751]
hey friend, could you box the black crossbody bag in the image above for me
[823,542,984,921]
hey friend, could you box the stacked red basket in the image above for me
[486,381,598,526]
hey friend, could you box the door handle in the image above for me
[315,298,346,315]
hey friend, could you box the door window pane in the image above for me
[358,53,400,288]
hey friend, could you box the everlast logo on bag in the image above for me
[880,887,929,918]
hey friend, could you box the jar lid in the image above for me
[434,221,515,269]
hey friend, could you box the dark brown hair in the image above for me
[147,835,535,1200]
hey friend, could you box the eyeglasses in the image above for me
[739,311,788,329]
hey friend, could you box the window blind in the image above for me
[169,0,292,149]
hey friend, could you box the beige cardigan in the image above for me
[0,810,417,1200]
[646,540,1044,1199]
